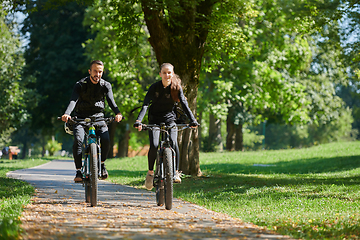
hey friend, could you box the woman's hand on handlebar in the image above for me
[189,121,200,129]
[133,120,142,131]
[61,114,71,123]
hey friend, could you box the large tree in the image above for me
[92,0,258,175]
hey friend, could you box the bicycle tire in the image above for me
[154,154,164,206]
[89,143,98,207]
[163,147,173,210]
[155,180,165,206]
[84,157,90,203]
[85,181,90,203]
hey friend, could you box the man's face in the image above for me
[88,64,104,84]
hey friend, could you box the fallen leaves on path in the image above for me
[19,196,288,240]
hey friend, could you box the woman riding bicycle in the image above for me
[134,63,199,190]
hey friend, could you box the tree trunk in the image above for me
[235,123,244,151]
[209,114,223,152]
[226,112,236,151]
[21,128,29,159]
[118,123,130,158]
[21,140,28,159]
[141,0,215,176]
[108,121,117,158]
[197,111,203,150]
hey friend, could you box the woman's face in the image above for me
[159,65,174,87]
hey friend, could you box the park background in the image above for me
[2,0,360,175]
[2,0,360,239]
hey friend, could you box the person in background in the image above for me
[134,63,199,190]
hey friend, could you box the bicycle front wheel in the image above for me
[163,147,173,210]
[85,182,91,203]
[89,143,98,207]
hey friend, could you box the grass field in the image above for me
[0,158,50,239]
[106,141,360,239]
[2,142,360,239]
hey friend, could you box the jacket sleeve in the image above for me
[179,87,198,123]
[105,82,121,115]
[64,82,80,115]
[136,83,156,122]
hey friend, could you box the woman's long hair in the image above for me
[170,74,181,102]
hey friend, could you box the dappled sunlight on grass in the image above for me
[106,141,360,239]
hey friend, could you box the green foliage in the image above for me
[341,0,360,78]
[0,7,33,135]
[83,0,156,118]
[22,0,91,131]
[45,139,62,156]
[198,0,349,153]
[242,127,264,149]
[249,107,354,150]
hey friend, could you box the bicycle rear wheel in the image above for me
[89,143,98,207]
[163,148,173,210]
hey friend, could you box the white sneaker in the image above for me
[145,172,154,190]
[173,171,182,183]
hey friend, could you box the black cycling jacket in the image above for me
[136,81,197,125]
[64,76,121,118]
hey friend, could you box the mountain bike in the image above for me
[59,116,115,207]
[141,123,192,210]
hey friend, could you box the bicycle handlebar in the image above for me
[57,116,116,125]
[141,123,197,132]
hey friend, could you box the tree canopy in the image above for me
[0,6,33,135]
[21,0,92,132]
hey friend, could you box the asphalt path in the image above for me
[7,159,292,240]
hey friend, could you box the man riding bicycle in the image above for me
[61,60,123,182]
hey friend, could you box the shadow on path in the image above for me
[7,160,291,240]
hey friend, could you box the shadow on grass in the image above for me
[173,171,360,206]
[172,155,360,202]
[201,155,360,175]
[0,177,34,199]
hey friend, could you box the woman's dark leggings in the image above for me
[73,122,110,169]
[148,125,179,171]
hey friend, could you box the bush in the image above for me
[45,139,62,156]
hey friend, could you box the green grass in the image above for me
[0,158,50,239]
[106,141,360,239]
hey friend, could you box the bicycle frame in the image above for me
[83,124,102,180]
[60,116,114,207]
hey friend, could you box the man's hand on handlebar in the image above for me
[133,120,142,131]
[115,113,123,123]
[61,114,71,123]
